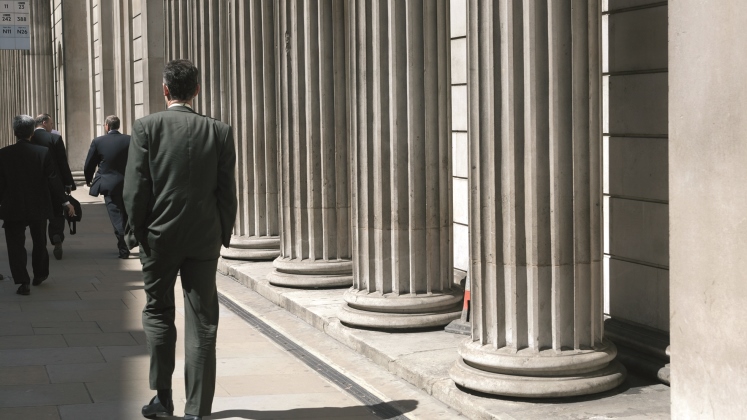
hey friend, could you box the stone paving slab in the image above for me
[32,321,103,335]
[0,334,68,349]
[0,405,61,420]
[0,365,49,386]
[219,258,672,419]
[0,383,91,407]
[0,347,104,366]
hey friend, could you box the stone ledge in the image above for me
[217,258,672,419]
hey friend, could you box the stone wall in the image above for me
[451,0,469,274]
[0,1,54,148]
[600,1,670,379]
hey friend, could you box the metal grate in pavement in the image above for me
[218,292,410,420]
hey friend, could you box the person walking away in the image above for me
[84,115,131,258]
[0,115,75,295]
[31,113,75,259]
[123,59,237,420]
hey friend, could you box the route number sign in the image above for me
[0,1,30,50]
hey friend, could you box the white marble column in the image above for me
[269,0,351,288]
[220,0,281,260]
[449,0,625,398]
[339,0,462,329]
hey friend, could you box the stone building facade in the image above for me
[1,0,744,417]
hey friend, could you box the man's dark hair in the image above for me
[34,113,52,127]
[163,59,199,101]
[105,115,120,131]
[13,115,35,139]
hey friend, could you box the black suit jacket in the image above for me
[31,128,75,188]
[84,131,131,196]
[0,139,66,222]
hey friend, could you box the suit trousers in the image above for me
[3,220,49,285]
[104,192,128,252]
[48,215,65,244]
[140,248,219,417]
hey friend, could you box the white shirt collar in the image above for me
[168,103,193,109]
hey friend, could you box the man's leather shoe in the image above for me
[32,276,48,286]
[118,249,130,259]
[16,284,30,295]
[183,415,202,420]
[141,395,174,418]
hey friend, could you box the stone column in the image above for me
[670,2,747,416]
[220,0,281,261]
[29,0,54,117]
[113,0,135,132]
[339,0,462,329]
[92,0,116,132]
[269,0,351,288]
[134,0,165,119]
[59,0,94,170]
[449,0,625,398]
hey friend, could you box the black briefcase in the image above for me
[64,194,82,234]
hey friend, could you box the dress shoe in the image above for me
[16,284,30,295]
[52,235,63,260]
[118,249,130,259]
[183,415,202,420]
[141,394,174,418]
[32,276,48,286]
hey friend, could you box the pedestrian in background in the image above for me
[84,115,131,258]
[0,115,74,295]
[31,113,75,260]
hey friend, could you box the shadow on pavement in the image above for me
[208,399,418,419]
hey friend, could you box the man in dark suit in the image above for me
[124,60,236,420]
[32,113,75,260]
[0,115,75,295]
[84,115,131,259]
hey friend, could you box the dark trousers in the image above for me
[104,192,128,252]
[3,220,49,285]
[48,215,65,244]
[141,248,220,417]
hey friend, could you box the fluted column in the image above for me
[220,0,281,260]
[269,0,351,288]
[339,0,462,329]
[449,0,625,398]
[166,0,281,260]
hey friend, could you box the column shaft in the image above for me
[449,0,625,398]
[339,0,462,329]
[269,0,351,288]
[220,0,281,260]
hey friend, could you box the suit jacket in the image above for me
[84,131,131,196]
[123,106,237,257]
[31,128,75,188]
[0,139,66,222]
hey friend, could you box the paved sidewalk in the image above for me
[0,189,432,420]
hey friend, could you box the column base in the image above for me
[450,339,627,398]
[267,258,353,288]
[339,287,463,329]
[220,236,280,260]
